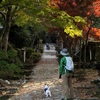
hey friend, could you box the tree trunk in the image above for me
[79,38,82,68]
[1,6,12,51]
[59,31,74,55]
[85,27,91,60]
[83,27,91,68]
[59,32,68,48]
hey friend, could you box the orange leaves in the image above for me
[93,0,100,17]
[50,0,100,40]
[72,1,77,7]
[92,28,100,36]
[50,0,60,9]
[50,0,100,17]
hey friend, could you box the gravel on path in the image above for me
[9,44,64,100]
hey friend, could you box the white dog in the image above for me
[44,84,52,97]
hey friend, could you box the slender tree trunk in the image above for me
[83,27,91,68]
[59,32,69,48]
[1,6,12,51]
[59,32,65,47]
[79,38,82,68]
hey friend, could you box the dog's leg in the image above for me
[46,91,48,97]
[49,91,52,97]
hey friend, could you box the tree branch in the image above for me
[0,11,5,20]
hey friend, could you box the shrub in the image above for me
[38,44,44,53]
[25,47,41,64]
[32,52,41,63]
[7,49,17,58]
[38,47,43,53]
[0,60,23,78]
[0,49,23,79]
[7,49,18,62]
[26,47,34,59]
[0,51,8,60]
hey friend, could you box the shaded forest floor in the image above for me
[73,68,99,99]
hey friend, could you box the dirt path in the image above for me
[9,44,64,100]
[9,44,99,100]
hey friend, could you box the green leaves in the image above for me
[14,10,32,26]
[92,17,100,28]
[64,15,86,37]
[0,0,87,38]
[0,49,23,77]
[64,22,82,38]
[74,16,86,24]
[49,10,86,37]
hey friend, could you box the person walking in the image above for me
[59,48,74,100]
[46,43,50,50]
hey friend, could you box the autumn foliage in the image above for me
[92,0,100,39]
[50,0,100,40]
[93,0,100,17]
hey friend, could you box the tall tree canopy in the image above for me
[0,0,99,52]
[0,0,49,51]
[50,0,100,40]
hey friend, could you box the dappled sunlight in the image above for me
[25,78,62,90]
[8,44,100,100]
[10,78,63,100]
[9,44,64,100]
